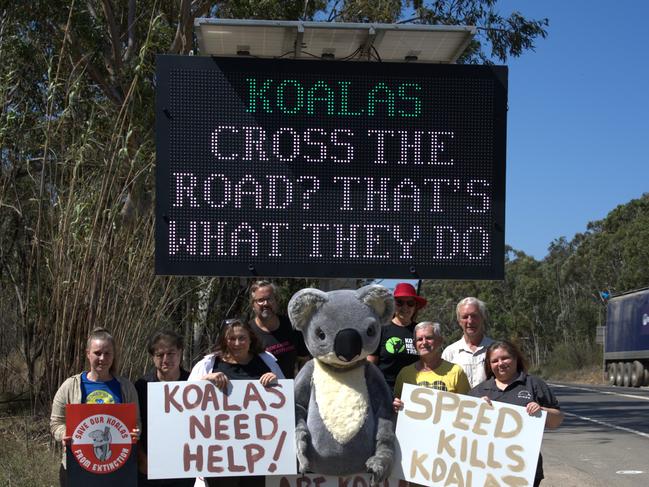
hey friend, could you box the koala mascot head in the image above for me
[289,284,394,368]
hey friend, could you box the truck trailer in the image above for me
[605,287,649,387]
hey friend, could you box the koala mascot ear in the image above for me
[288,288,329,331]
[356,284,394,325]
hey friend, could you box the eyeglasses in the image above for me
[254,297,275,305]
[153,351,178,360]
[395,299,416,307]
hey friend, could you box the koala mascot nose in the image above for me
[334,328,363,362]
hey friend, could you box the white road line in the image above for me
[562,411,649,440]
[549,383,649,401]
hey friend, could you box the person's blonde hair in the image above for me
[86,327,117,375]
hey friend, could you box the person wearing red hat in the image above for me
[368,282,427,389]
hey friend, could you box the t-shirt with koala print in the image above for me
[372,321,419,389]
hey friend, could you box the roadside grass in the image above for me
[533,340,606,385]
[0,414,59,487]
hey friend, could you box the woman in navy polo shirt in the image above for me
[469,340,564,487]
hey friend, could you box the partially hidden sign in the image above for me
[155,55,507,280]
[394,385,545,486]
[147,379,296,479]
[65,403,137,487]
[266,474,409,487]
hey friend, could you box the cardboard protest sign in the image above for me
[266,474,409,487]
[147,379,296,479]
[65,403,137,487]
[394,384,545,487]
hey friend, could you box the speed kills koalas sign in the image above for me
[155,55,507,280]
[65,403,137,487]
[147,379,296,479]
[394,385,545,486]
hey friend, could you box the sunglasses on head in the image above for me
[395,299,416,307]
[217,318,244,335]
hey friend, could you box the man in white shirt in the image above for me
[441,297,494,388]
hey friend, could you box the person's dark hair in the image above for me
[249,280,277,306]
[86,327,117,374]
[212,319,264,358]
[484,340,528,379]
[147,330,184,355]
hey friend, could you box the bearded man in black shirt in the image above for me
[248,280,309,379]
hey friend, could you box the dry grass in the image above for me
[0,415,59,487]
[547,365,606,385]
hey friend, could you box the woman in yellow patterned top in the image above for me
[392,321,470,412]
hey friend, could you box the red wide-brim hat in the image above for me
[393,282,427,309]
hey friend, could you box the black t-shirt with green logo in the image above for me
[372,321,419,389]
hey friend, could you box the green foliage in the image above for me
[407,0,548,63]
[0,0,551,410]
[419,193,649,371]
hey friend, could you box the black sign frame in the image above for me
[155,55,507,279]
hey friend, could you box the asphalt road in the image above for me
[540,382,649,486]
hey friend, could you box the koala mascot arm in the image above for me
[289,284,395,484]
[364,363,396,484]
[294,359,314,474]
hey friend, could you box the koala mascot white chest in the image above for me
[288,285,395,483]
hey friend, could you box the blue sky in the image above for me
[499,0,649,259]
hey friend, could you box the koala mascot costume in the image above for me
[288,285,396,484]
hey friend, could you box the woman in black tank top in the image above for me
[189,319,284,487]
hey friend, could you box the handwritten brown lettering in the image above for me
[430,457,447,482]
[432,391,459,425]
[265,384,287,408]
[255,413,279,440]
[165,384,183,413]
[505,445,525,472]
[469,438,486,468]
[189,414,211,439]
[183,443,203,471]
[206,444,224,472]
[501,475,528,486]
[214,413,230,440]
[201,383,221,411]
[353,476,367,487]
[447,461,465,486]
[409,449,430,480]
[223,390,242,411]
[494,407,523,439]
[243,382,267,410]
[472,401,494,436]
[183,384,203,409]
[404,388,435,420]
[227,445,246,472]
[234,413,250,439]
[487,442,502,469]
[483,473,501,487]
[243,443,265,472]
[436,429,456,457]
[298,476,311,487]
[453,399,477,431]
